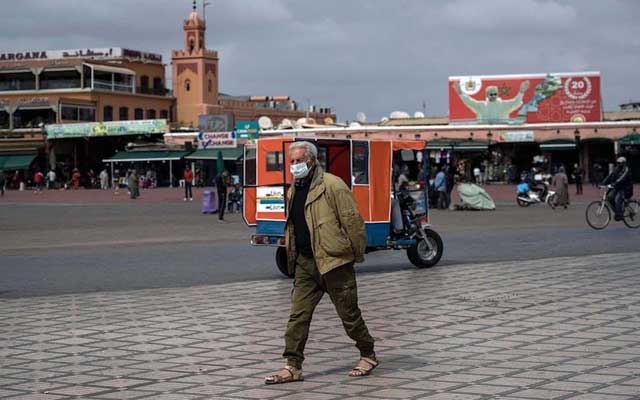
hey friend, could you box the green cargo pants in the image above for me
[283,254,375,369]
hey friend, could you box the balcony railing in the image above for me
[137,86,170,96]
[0,82,37,91]
[40,80,81,90]
[93,80,134,93]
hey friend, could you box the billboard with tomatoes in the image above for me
[448,72,601,124]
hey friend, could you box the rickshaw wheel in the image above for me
[407,229,443,268]
[276,247,294,278]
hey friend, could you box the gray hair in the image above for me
[289,141,318,161]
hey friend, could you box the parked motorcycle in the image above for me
[516,180,557,207]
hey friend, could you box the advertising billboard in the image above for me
[448,72,601,124]
[46,119,167,139]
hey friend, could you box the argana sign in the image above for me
[0,48,162,63]
[448,72,601,124]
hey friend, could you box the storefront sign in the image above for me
[0,48,162,63]
[197,131,237,149]
[449,72,601,124]
[16,97,50,107]
[500,131,535,143]
[46,119,167,139]
[256,186,285,213]
[234,120,259,141]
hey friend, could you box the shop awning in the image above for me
[619,133,640,145]
[184,147,246,160]
[425,140,454,150]
[425,140,489,152]
[453,140,489,152]
[103,150,191,163]
[0,154,37,170]
[539,139,576,151]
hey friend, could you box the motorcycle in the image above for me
[516,180,557,207]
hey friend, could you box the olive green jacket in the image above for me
[285,166,367,276]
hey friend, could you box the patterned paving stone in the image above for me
[1,252,640,399]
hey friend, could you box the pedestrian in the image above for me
[113,169,120,194]
[215,169,230,220]
[183,166,194,201]
[434,168,448,209]
[473,165,481,184]
[264,141,376,385]
[99,168,109,190]
[33,170,44,193]
[72,169,81,190]
[572,163,584,195]
[228,183,242,213]
[88,169,96,189]
[552,165,569,209]
[128,169,139,199]
[0,170,5,197]
[480,160,487,184]
[47,169,56,190]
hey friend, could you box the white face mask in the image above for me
[290,162,310,179]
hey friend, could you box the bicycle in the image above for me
[585,185,640,230]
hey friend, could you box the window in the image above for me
[153,77,163,94]
[208,79,212,92]
[103,106,113,122]
[352,141,369,184]
[134,108,144,120]
[119,106,129,120]
[0,111,11,129]
[140,75,149,93]
[60,104,96,122]
[184,79,191,92]
[266,151,283,172]
[160,109,169,120]
[146,109,156,119]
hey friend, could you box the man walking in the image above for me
[183,166,194,201]
[434,167,448,209]
[99,168,109,190]
[128,170,140,199]
[572,163,584,195]
[0,170,5,197]
[33,170,44,194]
[265,141,377,384]
[215,169,230,220]
[47,169,56,190]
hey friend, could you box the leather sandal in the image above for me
[264,365,304,384]
[348,357,379,377]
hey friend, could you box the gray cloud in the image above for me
[1,0,638,121]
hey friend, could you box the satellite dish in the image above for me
[349,121,361,127]
[324,116,335,125]
[278,118,293,129]
[414,111,425,118]
[380,117,389,123]
[295,118,307,129]
[258,116,273,130]
[390,111,411,119]
[355,112,367,123]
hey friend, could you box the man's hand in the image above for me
[519,80,530,93]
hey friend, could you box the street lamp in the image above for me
[574,129,581,168]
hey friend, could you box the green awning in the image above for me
[619,133,640,145]
[426,140,488,152]
[425,140,454,150]
[539,139,576,151]
[184,147,246,160]
[453,140,489,152]
[0,154,37,170]
[103,151,191,163]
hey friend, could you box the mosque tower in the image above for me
[172,0,221,127]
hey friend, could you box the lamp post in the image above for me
[574,129,581,168]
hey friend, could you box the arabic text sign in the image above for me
[256,186,285,213]
[46,119,167,139]
[0,48,162,62]
[234,120,259,139]
[448,72,601,124]
[500,131,535,143]
[197,132,237,149]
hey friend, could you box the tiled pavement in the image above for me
[1,253,640,400]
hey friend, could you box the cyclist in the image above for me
[602,156,633,221]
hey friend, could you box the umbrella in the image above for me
[216,150,224,175]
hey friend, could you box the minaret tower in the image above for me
[172,0,221,127]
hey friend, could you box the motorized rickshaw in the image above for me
[242,135,444,277]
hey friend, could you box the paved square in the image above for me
[1,252,640,399]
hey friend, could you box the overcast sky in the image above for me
[1,0,639,121]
